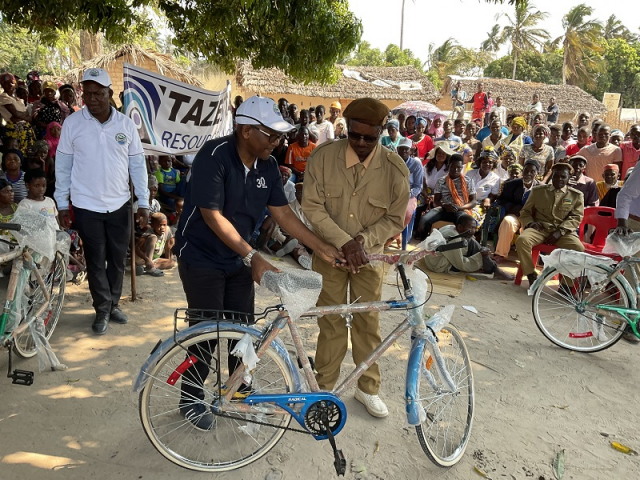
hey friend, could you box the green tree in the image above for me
[555,4,604,87]
[594,39,640,108]
[481,24,503,52]
[346,41,385,67]
[383,44,422,70]
[484,49,563,84]
[497,0,550,80]
[0,0,362,83]
[603,14,637,42]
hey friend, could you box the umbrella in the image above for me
[392,101,445,121]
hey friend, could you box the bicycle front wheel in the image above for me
[14,251,67,358]
[139,329,294,472]
[532,265,631,352]
[415,324,474,467]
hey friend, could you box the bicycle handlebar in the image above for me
[364,240,467,266]
[0,222,21,232]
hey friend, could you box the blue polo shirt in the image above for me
[174,134,288,271]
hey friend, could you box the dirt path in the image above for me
[1,263,639,479]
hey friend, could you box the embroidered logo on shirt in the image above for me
[256,177,267,189]
[562,198,572,204]
[115,133,127,145]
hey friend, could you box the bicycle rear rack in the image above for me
[6,344,34,386]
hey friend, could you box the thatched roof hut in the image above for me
[236,62,441,110]
[440,76,607,119]
[66,44,203,96]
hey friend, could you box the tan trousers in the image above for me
[516,229,584,275]
[312,254,384,395]
[496,215,521,258]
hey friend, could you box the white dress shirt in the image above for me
[55,107,149,212]
[616,166,640,219]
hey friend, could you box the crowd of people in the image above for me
[3,66,640,428]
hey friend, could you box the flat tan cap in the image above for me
[342,98,389,126]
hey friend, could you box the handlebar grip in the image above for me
[0,223,21,232]
[435,241,467,252]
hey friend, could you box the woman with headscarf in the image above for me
[58,84,80,113]
[427,117,443,138]
[503,116,532,163]
[520,124,554,175]
[381,119,403,152]
[494,146,517,181]
[32,81,70,138]
[411,117,435,164]
[44,121,62,159]
[0,73,36,153]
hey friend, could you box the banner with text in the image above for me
[123,63,232,155]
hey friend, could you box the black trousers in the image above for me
[416,207,466,241]
[73,203,131,315]
[465,237,497,273]
[177,259,255,402]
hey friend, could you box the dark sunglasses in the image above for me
[253,126,284,143]
[348,131,379,144]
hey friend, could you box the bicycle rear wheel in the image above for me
[532,265,630,352]
[14,251,67,358]
[139,329,294,472]
[415,324,474,467]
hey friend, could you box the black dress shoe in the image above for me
[92,312,110,335]
[110,306,128,324]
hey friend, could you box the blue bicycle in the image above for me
[134,243,474,474]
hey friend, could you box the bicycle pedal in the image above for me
[10,369,34,386]
[334,449,346,476]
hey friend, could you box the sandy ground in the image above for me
[1,256,640,480]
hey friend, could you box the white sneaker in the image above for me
[355,388,389,418]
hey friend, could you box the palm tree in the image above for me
[555,4,603,86]
[603,14,636,42]
[497,0,550,80]
[424,38,462,79]
[481,24,503,52]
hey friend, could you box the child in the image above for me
[20,169,59,228]
[148,175,161,214]
[0,179,18,237]
[135,212,175,277]
[44,121,61,159]
[154,155,182,211]
[1,148,27,202]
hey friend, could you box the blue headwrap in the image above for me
[386,119,400,130]
[416,117,428,127]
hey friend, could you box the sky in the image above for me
[348,0,639,64]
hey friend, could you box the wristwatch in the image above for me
[243,249,258,267]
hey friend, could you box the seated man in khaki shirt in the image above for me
[516,162,585,284]
[302,98,409,418]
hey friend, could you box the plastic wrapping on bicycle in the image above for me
[0,222,21,231]
[366,232,465,265]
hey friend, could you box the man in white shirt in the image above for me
[490,96,507,125]
[309,104,335,144]
[55,68,150,335]
[615,167,640,234]
[525,93,543,126]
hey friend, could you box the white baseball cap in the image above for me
[236,96,294,133]
[81,68,112,88]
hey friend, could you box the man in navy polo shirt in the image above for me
[174,96,343,430]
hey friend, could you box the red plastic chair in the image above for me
[514,207,619,285]
[578,206,619,257]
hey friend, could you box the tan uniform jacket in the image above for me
[302,139,409,253]
[518,184,584,235]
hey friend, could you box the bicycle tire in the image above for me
[139,329,293,472]
[415,324,474,467]
[14,251,67,358]
[532,265,631,353]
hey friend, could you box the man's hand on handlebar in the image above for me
[615,219,632,236]
[316,241,345,266]
[340,235,368,273]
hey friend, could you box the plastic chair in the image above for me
[578,206,619,257]
[514,243,558,285]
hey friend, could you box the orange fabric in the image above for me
[285,142,316,172]
[447,175,472,214]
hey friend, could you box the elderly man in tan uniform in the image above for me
[302,98,409,418]
[516,162,585,285]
